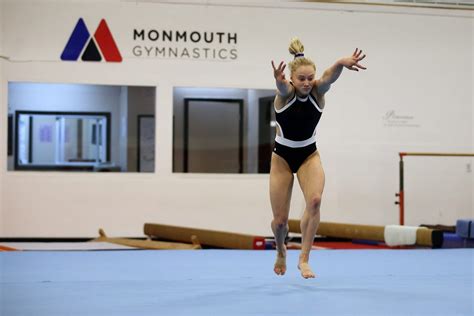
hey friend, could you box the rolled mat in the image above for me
[442,232,474,248]
[144,223,266,250]
[288,220,442,248]
[455,219,472,239]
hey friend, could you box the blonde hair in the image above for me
[288,37,316,75]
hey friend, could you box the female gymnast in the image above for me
[270,38,366,278]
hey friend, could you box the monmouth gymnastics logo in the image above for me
[61,18,122,62]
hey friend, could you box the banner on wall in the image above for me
[60,17,238,63]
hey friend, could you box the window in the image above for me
[14,111,111,170]
[173,87,275,173]
[7,82,156,172]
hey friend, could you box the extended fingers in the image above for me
[352,48,366,59]
[351,49,367,70]
[271,60,286,71]
[355,53,366,69]
[276,61,285,71]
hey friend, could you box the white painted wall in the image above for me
[0,0,472,237]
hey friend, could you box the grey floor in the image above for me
[1,249,473,316]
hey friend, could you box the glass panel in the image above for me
[14,112,110,170]
[173,87,275,174]
[7,82,156,172]
[58,116,108,164]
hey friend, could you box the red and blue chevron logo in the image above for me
[61,18,122,62]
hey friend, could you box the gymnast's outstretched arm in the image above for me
[315,48,367,95]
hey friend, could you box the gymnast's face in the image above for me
[291,65,315,97]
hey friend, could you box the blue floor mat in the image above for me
[1,249,473,316]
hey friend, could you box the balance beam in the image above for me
[288,220,442,248]
[144,223,266,250]
[93,229,201,250]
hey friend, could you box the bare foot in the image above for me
[274,248,287,276]
[298,262,315,279]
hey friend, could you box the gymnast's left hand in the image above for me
[339,48,367,71]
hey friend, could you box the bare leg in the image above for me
[296,151,325,279]
[271,220,288,275]
[270,153,294,276]
[298,206,320,278]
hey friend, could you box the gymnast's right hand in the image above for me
[271,60,287,83]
